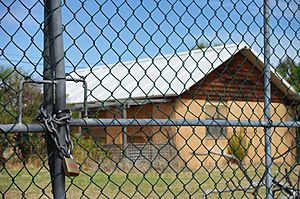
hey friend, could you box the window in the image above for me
[205,103,227,138]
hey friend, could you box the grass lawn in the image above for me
[1,162,299,198]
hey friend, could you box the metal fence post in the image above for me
[45,0,67,198]
[43,1,57,197]
[122,104,128,158]
[263,0,273,198]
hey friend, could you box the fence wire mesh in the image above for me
[0,0,300,198]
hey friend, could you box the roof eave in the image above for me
[240,48,300,104]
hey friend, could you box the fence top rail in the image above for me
[1,118,300,133]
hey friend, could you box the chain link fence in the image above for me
[0,0,300,198]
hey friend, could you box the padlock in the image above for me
[63,156,80,177]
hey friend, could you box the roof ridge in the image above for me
[74,43,243,73]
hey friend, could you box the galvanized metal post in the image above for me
[122,104,128,157]
[46,0,67,198]
[78,111,82,134]
[43,1,57,197]
[263,0,273,198]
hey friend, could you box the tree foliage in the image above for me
[193,42,223,50]
[276,57,300,92]
[193,42,208,50]
[0,66,43,163]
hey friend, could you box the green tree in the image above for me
[193,42,208,49]
[276,57,300,92]
[0,66,43,163]
[193,42,223,50]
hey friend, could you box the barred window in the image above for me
[205,103,227,139]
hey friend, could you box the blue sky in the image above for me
[0,0,299,79]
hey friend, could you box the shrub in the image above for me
[71,132,109,163]
[15,133,31,162]
[0,134,9,165]
[227,128,251,163]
